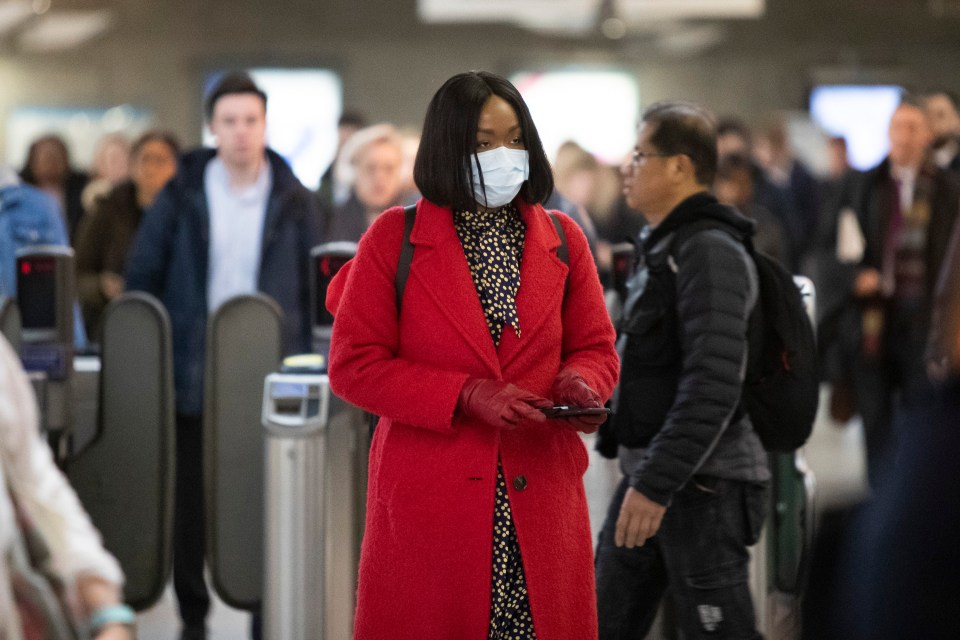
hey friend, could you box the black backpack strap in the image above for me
[549,212,570,299]
[397,207,568,311]
[395,204,417,312]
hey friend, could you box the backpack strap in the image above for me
[395,204,417,312]
[549,212,570,299]
[396,206,570,312]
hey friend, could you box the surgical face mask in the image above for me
[469,146,530,209]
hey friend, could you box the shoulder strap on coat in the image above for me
[549,212,570,300]
[396,207,570,312]
[395,204,417,312]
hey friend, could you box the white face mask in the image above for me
[469,146,530,209]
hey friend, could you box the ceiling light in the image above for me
[601,17,627,39]
[18,9,113,52]
[654,24,726,56]
[419,0,600,34]
[0,0,34,36]
[620,0,764,21]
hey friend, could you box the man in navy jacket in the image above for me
[126,72,321,640]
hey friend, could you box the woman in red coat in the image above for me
[328,71,619,640]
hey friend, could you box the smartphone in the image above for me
[540,405,612,418]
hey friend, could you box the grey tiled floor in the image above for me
[135,386,868,639]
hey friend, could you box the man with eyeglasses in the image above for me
[595,101,769,639]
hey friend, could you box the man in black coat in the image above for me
[595,102,769,640]
[850,97,960,489]
[125,72,322,640]
[923,89,960,180]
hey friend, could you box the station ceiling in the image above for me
[4,0,960,57]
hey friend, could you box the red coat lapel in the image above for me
[408,200,501,377]
[498,201,567,370]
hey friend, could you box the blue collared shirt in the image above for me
[204,156,272,313]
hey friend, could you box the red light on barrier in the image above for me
[318,256,350,278]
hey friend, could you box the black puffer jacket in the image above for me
[616,193,770,506]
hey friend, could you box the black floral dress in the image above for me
[453,204,537,640]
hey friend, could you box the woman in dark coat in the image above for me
[74,131,179,338]
[328,71,619,639]
[20,134,89,243]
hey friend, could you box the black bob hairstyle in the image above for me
[413,71,554,211]
[204,71,267,122]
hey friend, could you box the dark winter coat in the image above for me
[125,148,322,416]
[74,181,144,336]
[856,158,959,312]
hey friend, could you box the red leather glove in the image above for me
[458,378,551,430]
[552,368,607,434]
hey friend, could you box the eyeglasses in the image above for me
[631,149,672,165]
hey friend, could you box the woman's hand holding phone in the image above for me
[540,406,612,418]
[550,368,608,433]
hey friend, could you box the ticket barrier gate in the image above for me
[262,365,328,639]
[1,295,22,351]
[310,242,358,355]
[3,287,176,610]
[261,359,370,640]
[67,293,176,610]
[204,290,371,637]
[16,247,76,456]
[204,294,283,611]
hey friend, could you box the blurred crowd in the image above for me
[7,87,960,481]
[8,88,960,472]
[4,76,960,638]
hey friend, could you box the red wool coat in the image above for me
[328,198,619,640]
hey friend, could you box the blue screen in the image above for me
[809,85,903,171]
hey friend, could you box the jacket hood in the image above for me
[644,191,756,251]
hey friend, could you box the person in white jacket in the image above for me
[0,334,133,639]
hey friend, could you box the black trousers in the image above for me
[852,307,934,490]
[596,476,768,640]
[174,414,210,630]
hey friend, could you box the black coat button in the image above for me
[513,475,528,491]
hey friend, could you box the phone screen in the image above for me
[540,406,612,418]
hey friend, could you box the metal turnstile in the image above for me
[0,296,21,351]
[261,356,370,640]
[262,367,329,639]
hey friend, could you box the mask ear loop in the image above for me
[470,150,488,209]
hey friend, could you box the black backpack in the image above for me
[671,220,819,452]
